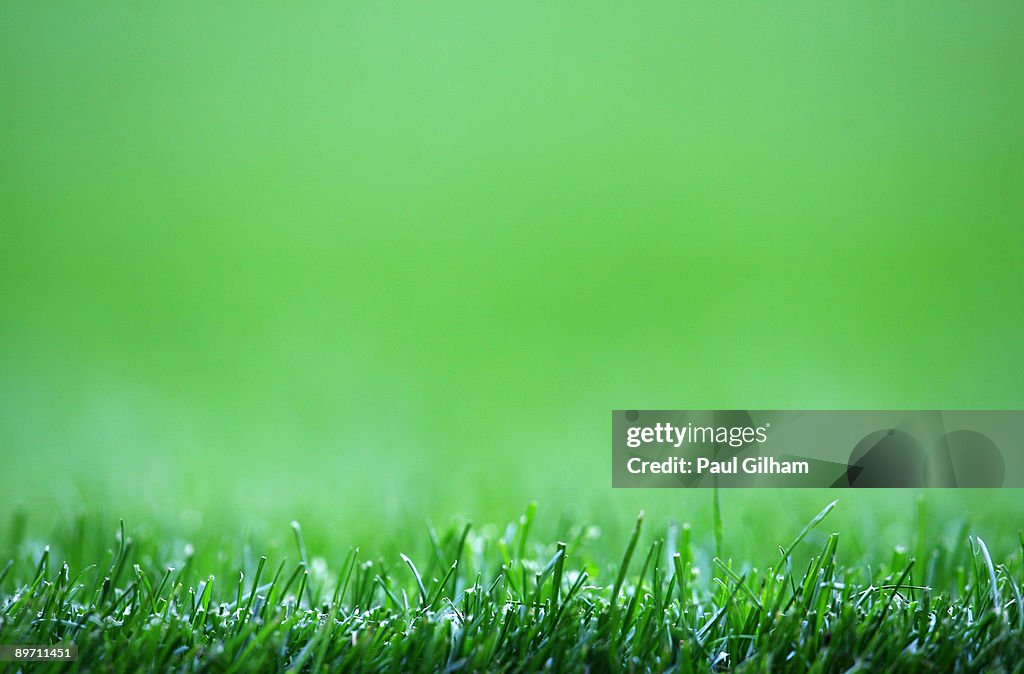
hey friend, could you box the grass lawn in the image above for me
[3,1,1023,671]
[2,495,1023,672]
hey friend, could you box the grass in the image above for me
[1,499,1023,672]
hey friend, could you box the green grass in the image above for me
[2,499,1022,672]
[3,2,1023,672]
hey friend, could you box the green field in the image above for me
[2,498,1024,671]
[2,1,1023,671]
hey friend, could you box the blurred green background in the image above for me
[2,3,1023,560]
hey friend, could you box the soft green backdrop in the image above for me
[2,2,1023,560]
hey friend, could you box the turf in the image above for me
[2,500,1022,673]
